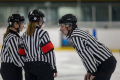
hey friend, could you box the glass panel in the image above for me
[0,7,9,23]
[51,8,57,24]
[96,6,108,21]
[81,6,92,21]
[58,6,92,22]
[112,6,120,21]
[0,7,25,27]
[58,7,76,19]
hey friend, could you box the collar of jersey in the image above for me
[66,30,73,38]
[9,29,20,38]
[66,28,78,38]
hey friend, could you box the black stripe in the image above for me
[43,48,54,54]
[40,41,51,47]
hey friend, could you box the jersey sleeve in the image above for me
[71,36,97,76]
[8,37,24,67]
[40,31,57,73]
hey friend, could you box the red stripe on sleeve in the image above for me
[42,42,54,54]
[18,48,26,55]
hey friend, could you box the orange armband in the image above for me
[18,48,26,56]
[41,42,54,54]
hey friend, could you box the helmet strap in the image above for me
[13,22,21,33]
[66,27,73,36]
[17,24,20,33]
[38,21,42,28]
[17,22,21,33]
[66,25,76,36]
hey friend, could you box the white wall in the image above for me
[79,28,120,49]
[43,28,61,48]
[0,28,120,49]
[97,29,120,49]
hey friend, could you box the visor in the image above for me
[41,17,46,27]
[58,23,73,27]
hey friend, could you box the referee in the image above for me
[18,9,57,80]
[59,14,117,80]
[1,14,25,80]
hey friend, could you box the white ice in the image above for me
[0,50,120,80]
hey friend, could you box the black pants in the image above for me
[1,63,23,80]
[23,61,54,80]
[93,56,117,80]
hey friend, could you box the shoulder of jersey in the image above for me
[4,33,17,45]
[37,28,47,33]
[4,33,17,41]
[22,28,47,37]
[71,28,88,40]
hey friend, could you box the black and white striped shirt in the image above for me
[67,28,113,76]
[1,30,24,67]
[19,26,57,72]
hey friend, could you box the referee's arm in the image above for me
[71,36,97,76]
[86,34,104,76]
[9,37,24,67]
[40,31,57,73]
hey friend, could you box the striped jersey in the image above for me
[1,30,24,67]
[19,26,57,72]
[67,28,113,76]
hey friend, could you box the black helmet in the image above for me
[8,14,25,27]
[59,14,77,27]
[28,9,45,22]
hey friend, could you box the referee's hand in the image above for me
[54,73,57,78]
[84,73,91,80]
[90,75,95,80]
